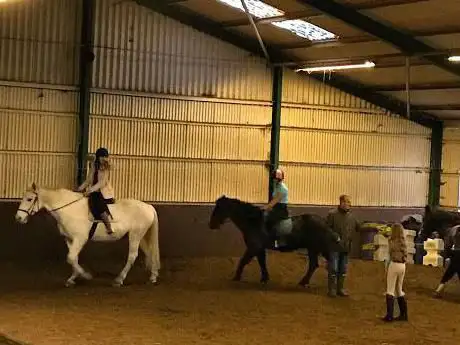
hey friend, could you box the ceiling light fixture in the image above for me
[216,0,337,41]
[448,56,460,62]
[296,61,376,73]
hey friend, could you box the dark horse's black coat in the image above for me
[422,205,460,239]
[209,195,342,286]
[422,205,460,287]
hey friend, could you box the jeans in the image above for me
[328,252,348,277]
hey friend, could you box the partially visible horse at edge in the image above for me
[208,195,341,287]
[14,183,160,287]
[421,205,460,243]
[422,204,460,297]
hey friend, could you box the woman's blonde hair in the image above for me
[390,223,407,254]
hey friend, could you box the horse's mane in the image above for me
[429,207,460,222]
[226,197,262,211]
[59,188,82,197]
[423,206,460,239]
[221,196,264,221]
[36,186,83,201]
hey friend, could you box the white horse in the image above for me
[14,182,160,287]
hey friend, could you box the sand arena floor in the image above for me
[0,253,459,345]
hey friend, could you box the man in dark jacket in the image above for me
[326,194,361,297]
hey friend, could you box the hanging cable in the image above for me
[240,0,271,63]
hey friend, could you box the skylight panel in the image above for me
[216,0,337,41]
[272,19,337,41]
[216,0,283,19]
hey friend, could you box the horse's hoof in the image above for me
[112,280,123,288]
[433,292,442,299]
[149,278,159,285]
[65,280,76,288]
[82,273,93,280]
[298,283,310,289]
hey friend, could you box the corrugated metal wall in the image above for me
[280,69,431,207]
[0,0,80,199]
[1,0,433,207]
[90,0,431,205]
[90,0,271,203]
[440,127,460,208]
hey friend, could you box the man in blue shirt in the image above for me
[262,169,289,248]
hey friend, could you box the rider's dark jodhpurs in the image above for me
[265,203,289,237]
[88,191,114,220]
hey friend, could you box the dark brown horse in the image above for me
[422,205,460,297]
[208,195,341,287]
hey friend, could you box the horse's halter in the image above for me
[17,191,41,218]
[17,190,84,218]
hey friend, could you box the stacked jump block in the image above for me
[372,226,416,264]
[422,238,444,267]
[404,229,416,264]
[373,231,390,262]
[359,222,390,261]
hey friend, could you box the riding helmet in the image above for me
[95,147,109,158]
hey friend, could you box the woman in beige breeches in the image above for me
[386,261,406,297]
[382,223,408,322]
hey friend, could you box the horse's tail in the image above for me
[142,205,161,275]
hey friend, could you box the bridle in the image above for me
[17,190,85,218]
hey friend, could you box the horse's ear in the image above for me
[31,182,37,191]
[425,205,432,214]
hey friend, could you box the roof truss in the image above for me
[135,0,441,128]
[297,0,460,78]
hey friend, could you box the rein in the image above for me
[50,196,85,212]
[17,191,85,217]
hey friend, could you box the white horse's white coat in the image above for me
[15,183,160,287]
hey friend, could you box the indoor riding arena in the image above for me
[1,0,460,344]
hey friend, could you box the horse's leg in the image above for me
[60,227,86,287]
[434,258,457,297]
[139,239,152,271]
[139,235,159,284]
[113,234,141,287]
[298,250,319,287]
[233,248,254,281]
[64,237,80,287]
[65,237,91,287]
[256,249,269,284]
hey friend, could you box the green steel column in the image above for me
[77,0,95,185]
[268,66,283,201]
[428,121,443,207]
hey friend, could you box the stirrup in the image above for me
[89,218,117,223]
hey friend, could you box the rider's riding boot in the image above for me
[267,226,277,249]
[101,212,114,235]
[394,296,408,321]
[382,294,394,322]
